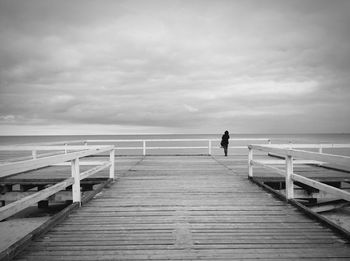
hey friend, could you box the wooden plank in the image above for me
[255,159,325,165]
[251,160,285,176]
[51,161,109,166]
[0,145,104,151]
[250,145,350,167]
[292,173,350,201]
[0,177,74,221]
[79,162,111,180]
[267,143,350,149]
[0,146,114,178]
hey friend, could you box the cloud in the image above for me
[0,0,350,134]
[184,104,199,113]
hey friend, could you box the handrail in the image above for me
[4,138,271,156]
[248,144,350,201]
[260,143,350,154]
[0,145,103,151]
[266,143,350,149]
[84,138,272,156]
[0,145,108,161]
[0,145,115,221]
[251,144,350,167]
[0,146,114,178]
[86,138,270,142]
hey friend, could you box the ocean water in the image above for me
[0,133,349,156]
[1,133,350,145]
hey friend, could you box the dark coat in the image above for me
[221,133,229,146]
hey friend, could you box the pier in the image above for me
[1,139,350,260]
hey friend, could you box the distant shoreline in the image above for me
[0,132,349,137]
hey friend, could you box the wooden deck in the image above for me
[12,155,350,260]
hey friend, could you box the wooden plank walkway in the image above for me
[14,155,350,260]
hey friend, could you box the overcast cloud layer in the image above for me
[0,0,349,135]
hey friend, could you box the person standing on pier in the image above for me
[221,130,230,156]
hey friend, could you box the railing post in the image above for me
[248,147,253,178]
[285,154,294,200]
[109,148,115,180]
[143,140,146,156]
[32,150,37,159]
[71,158,81,205]
[318,145,323,154]
[208,140,212,155]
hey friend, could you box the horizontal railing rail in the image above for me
[248,144,350,201]
[263,143,350,154]
[9,138,271,156]
[0,145,107,162]
[0,145,115,221]
[84,138,272,156]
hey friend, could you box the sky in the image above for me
[0,0,350,135]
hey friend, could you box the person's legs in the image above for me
[224,145,228,156]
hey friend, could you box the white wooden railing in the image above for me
[83,138,271,156]
[0,145,115,221]
[248,144,350,201]
[9,138,271,156]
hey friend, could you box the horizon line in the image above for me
[0,132,349,137]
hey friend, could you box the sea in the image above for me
[0,133,350,156]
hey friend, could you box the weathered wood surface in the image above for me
[13,155,350,260]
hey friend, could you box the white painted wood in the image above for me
[21,139,85,146]
[71,158,81,204]
[109,149,115,180]
[0,177,74,221]
[254,159,324,165]
[0,190,73,202]
[248,148,253,178]
[143,141,146,156]
[0,146,114,178]
[228,146,248,149]
[86,138,271,143]
[289,149,350,167]
[285,155,294,199]
[31,150,37,159]
[116,147,144,150]
[250,145,350,167]
[0,146,115,220]
[146,146,208,149]
[79,162,111,180]
[38,138,268,155]
[250,160,285,176]
[87,139,145,143]
[249,143,350,201]
[292,173,350,201]
[51,161,108,166]
[263,143,350,149]
[0,145,104,151]
[116,145,248,150]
